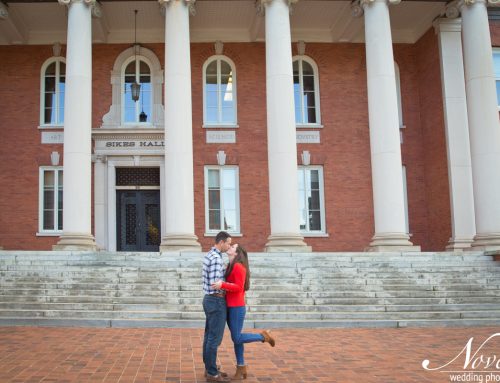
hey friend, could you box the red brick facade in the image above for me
[1,23,498,252]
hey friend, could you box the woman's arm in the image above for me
[221,263,246,293]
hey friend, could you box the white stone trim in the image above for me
[292,55,322,127]
[98,156,165,251]
[39,56,66,128]
[101,46,164,129]
[202,55,238,127]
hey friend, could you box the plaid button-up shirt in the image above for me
[202,247,225,295]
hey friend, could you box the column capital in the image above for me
[58,0,101,17]
[159,0,196,16]
[351,0,400,18]
[433,17,462,33]
[446,0,498,18]
[0,3,9,20]
[257,0,299,15]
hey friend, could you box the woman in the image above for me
[211,244,275,380]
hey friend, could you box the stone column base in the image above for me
[365,233,421,252]
[160,234,202,252]
[53,233,97,251]
[471,233,500,251]
[446,238,474,252]
[264,234,312,252]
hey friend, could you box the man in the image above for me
[202,231,232,382]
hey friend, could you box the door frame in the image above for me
[94,156,165,251]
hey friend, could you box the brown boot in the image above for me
[204,366,228,378]
[233,365,247,380]
[260,330,275,347]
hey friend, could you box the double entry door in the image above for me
[117,190,161,251]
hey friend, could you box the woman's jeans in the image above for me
[227,306,264,365]
[203,295,227,377]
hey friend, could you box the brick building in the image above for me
[0,0,499,253]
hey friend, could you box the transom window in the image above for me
[40,58,65,126]
[205,166,240,233]
[493,49,500,107]
[203,56,237,126]
[39,167,63,233]
[123,57,152,124]
[298,166,325,233]
[293,57,321,126]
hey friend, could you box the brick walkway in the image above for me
[1,326,500,383]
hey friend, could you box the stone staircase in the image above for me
[0,251,499,328]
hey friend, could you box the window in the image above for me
[205,166,240,233]
[123,57,153,124]
[402,165,409,234]
[293,57,321,126]
[493,49,500,107]
[40,58,65,126]
[298,166,325,233]
[39,167,63,233]
[203,56,237,126]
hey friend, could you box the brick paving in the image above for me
[0,326,500,383]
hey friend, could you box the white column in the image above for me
[459,0,500,251]
[261,0,310,252]
[434,17,476,251]
[54,0,96,251]
[93,155,107,250]
[158,0,201,252]
[355,0,419,251]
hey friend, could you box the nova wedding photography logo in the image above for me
[422,333,500,382]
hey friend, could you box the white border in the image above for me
[37,166,63,235]
[298,165,326,235]
[292,55,322,128]
[39,57,66,129]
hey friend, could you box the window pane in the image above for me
[299,209,307,230]
[44,108,55,125]
[222,169,236,188]
[222,107,235,123]
[206,61,217,76]
[44,190,54,210]
[208,170,220,188]
[302,61,314,75]
[58,170,63,186]
[309,211,321,231]
[309,190,320,210]
[310,170,319,189]
[44,171,55,187]
[209,210,221,230]
[45,77,56,92]
[206,107,218,123]
[295,107,302,124]
[223,190,236,210]
[496,81,500,106]
[304,91,316,108]
[223,210,236,231]
[125,61,135,75]
[60,62,66,76]
[209,190,221,210]
[46,63,56,75]
[303,76,315,92]
[206,91,218,108]
[58,108,64,124]
[140,60,150,74]
[306,108,317,124]
[494,53,500,78]
[220,61,231,76]
[58,210,63,231]
[43,211,54,230]
[139,74,150,84]
[293,60,299,75]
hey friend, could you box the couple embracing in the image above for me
[202,231,275,382]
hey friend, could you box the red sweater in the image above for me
[221,263,246,307]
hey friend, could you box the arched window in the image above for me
[293,56,321,126]
[40,57,66,126]
[203,56,237,126]
[123,56,152,124]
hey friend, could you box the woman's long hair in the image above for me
[224,245,251,291]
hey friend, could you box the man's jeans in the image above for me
[227,306,264,365]
[203,294,227,376]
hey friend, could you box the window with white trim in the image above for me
[205,166,240,233]
[123,56,153,124]
[203,56,237,126]
[298,166,326,233]
[39,167,63,233]
[40,58,65,126]
[395,61,404,128]
[293,57,321,126]
[493,49,500,107]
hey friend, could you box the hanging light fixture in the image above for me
[131,9,141,102]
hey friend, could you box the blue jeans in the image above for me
[227,306,264,366]
[203,295,227,376]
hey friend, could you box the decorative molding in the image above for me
[214,40,224,55]
[52,42,62,57]
[433,17,462,33]
[91,1,102,18]
[58,0,97,6]
[297,40,306,56]
[258,0,299,15]
[0,3,8,20]
[216,150,226,166]
[445,0,462,18]
[351,0,400,17]
[158,0,196,16]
